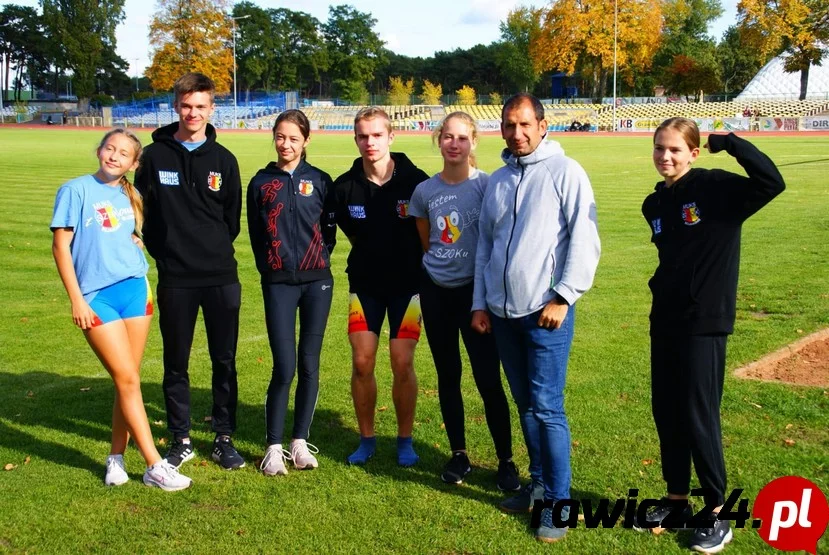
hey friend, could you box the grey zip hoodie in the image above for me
[472,138,600,318]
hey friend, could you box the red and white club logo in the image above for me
[753,476,829,554]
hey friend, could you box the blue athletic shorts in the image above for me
[86,276,153,327]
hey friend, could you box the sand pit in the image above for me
[735,329,829,387]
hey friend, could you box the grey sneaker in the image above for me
[536,505,570,543]
[143,460,192,491]
[104,454,128,486]
[260,444,290,476]
[290,439,319,470]
[499,480,544,514]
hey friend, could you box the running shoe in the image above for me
[290,439,319,470]
[212,435,245,470]
[143,460,192,491]
[104,454,128,486]
[441,452,471,484]
[260,444,290,476]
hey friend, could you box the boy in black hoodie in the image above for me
[135,72,245,470]
[334,107,429,466]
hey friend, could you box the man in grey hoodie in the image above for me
[471,93,600,543]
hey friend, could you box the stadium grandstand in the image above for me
[12,61,829,133]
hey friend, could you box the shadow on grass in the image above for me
[0,370,541,513]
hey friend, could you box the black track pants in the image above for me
[158,283,241,439]
[651,333,728,507]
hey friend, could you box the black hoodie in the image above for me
[135,122,242,287]
[642,133,785,336]
[247,160,337,284]
[334,152,429,295]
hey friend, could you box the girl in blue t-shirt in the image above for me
[51,128,191,491]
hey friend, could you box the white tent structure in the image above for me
[737,55,829,100]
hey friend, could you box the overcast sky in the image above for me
[4,0,739,77]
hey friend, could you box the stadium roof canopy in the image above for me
[737,52,829,100]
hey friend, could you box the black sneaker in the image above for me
[496,459,521,491]
[441,452,471,484]
[632,497,693,534]
[690,513,732,553]
[500,480,544,514]
[164,440,195,469]
[212,436,245,470]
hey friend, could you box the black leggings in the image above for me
[420,272,513,460]
[262,279,333,445]
[651,334,728,507]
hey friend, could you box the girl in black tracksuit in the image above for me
[247,110,337,476]
[639,118,784,551]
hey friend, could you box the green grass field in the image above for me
[0,127,827,554]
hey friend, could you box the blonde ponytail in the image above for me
[120,175,144,234]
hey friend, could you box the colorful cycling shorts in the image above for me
[86,276,153,327]
[348,292,421,340]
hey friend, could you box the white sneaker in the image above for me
[290,439,319,470]
[143,460,192,491]
[260,444,290,476]
[104,454,129,486]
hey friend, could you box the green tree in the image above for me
[232,2,272,93]
[489,91,502,105]
[496,8,543,93]
[323,5,386,102]
[40,0,126,107]
[717,25,766,95]
[145,0,233,93]
[664,54,721,99]
[652,0,723,92]
[1,5,49,101]
[738,0,829,100]
[387,76,414,105]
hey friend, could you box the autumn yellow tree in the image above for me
[530,0,662,99]
[456,85,477,105]
[489,91,503,105]
[387,76,414,105]
[146,0,234,93]
[419,79,443,105]
[738,0,828,100]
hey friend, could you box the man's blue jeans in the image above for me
[491,306,575,502]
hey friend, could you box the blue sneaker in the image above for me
[536,504,570,543]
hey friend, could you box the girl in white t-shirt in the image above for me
[51,129,191,491]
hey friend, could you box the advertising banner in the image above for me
[477,120,501,132]
[801,116,829,131]
[693,118,750,132]
[758,117,799,131]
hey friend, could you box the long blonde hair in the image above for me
[97,128,144,233]
[432,111,479,168]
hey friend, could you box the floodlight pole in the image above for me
[232,14,250,129]
[612,0,618,132]
[134,58,140,92]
